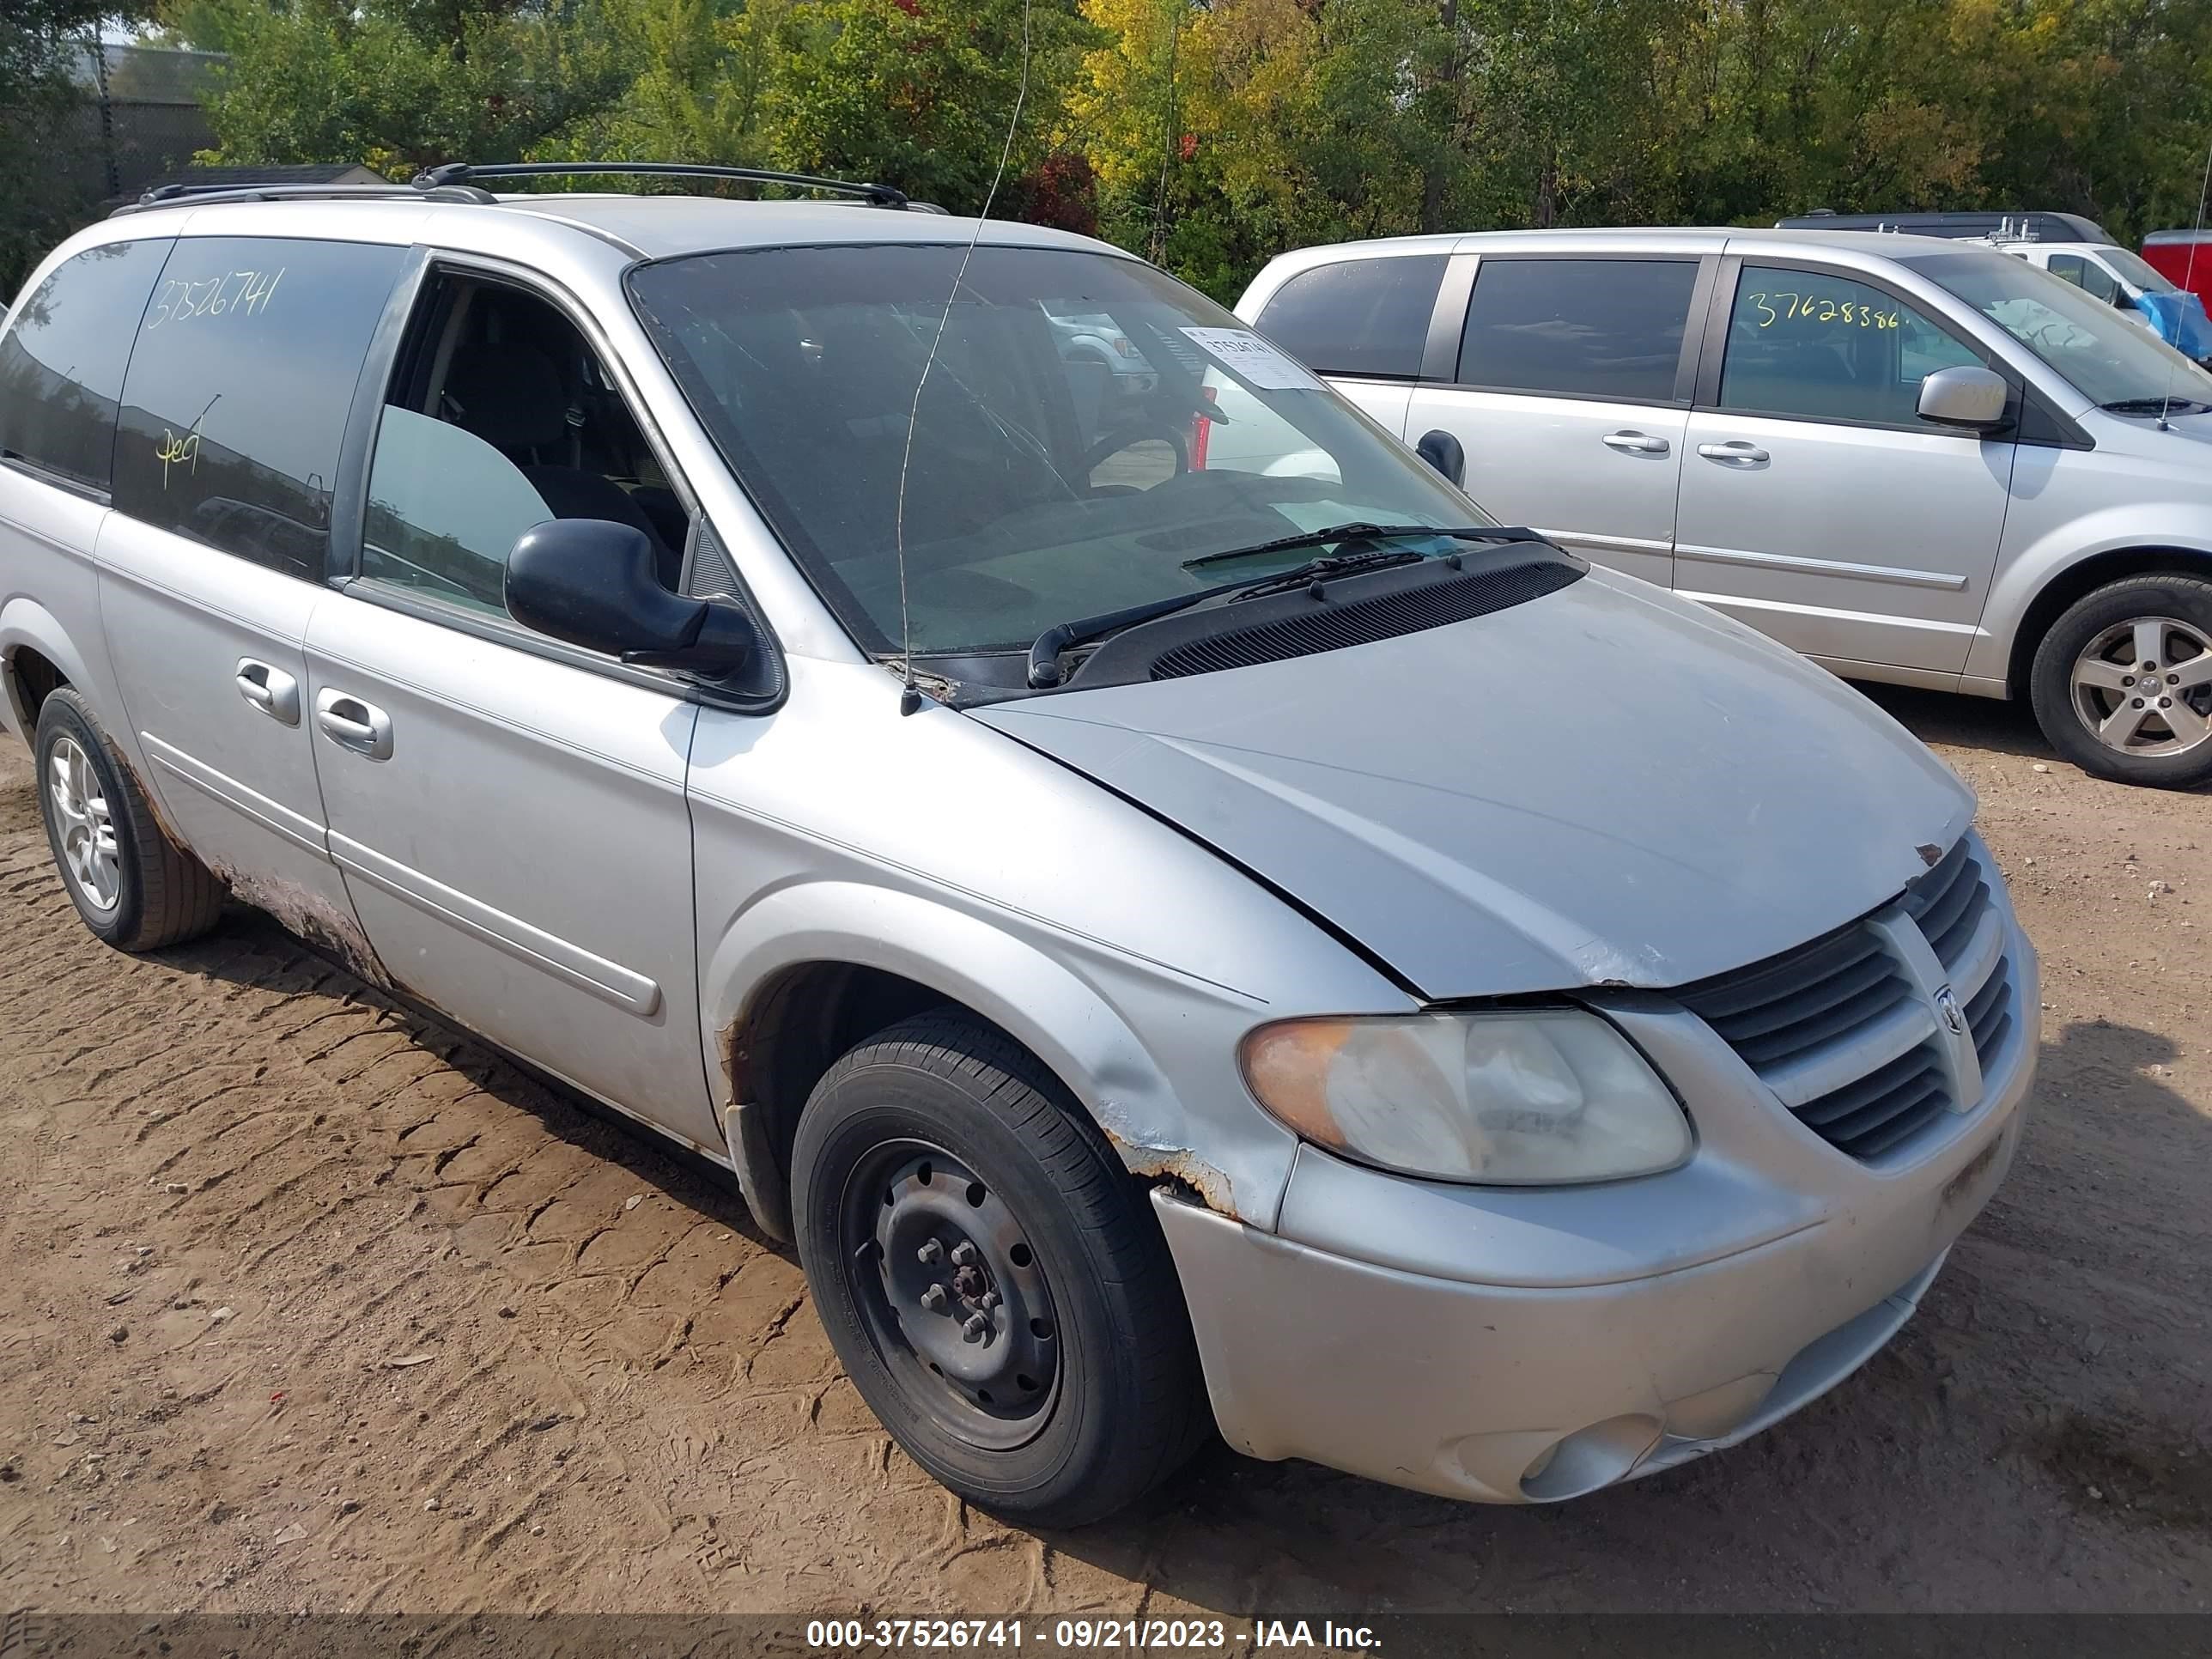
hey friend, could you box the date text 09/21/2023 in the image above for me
[805,1619,1382,1650]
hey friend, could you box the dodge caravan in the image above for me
[1239,228,2212,788]
[0,170,2035,1524]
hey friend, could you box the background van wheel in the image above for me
[2029,574,2212,789]
[33,689,226,950]
[792,1011,1209,1528]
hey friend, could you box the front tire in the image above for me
[792,1012,1208,1528]
[33,689,226,950]
[2028,574,2212,788]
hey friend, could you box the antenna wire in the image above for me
[890,0,1036,714]
[2160,136,2212,430]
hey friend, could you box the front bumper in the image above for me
[1155,936,2037,1504]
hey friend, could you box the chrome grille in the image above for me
[1903,836,2015,1074]
[1680,835,2015,1160]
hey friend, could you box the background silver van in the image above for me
[1237,229,2212,788]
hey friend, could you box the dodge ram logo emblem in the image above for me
[1935,984,1966,1036]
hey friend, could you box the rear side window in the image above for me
[0,239,171,493]
[2047,253,2121,306]
[1456,258,1698,401]
[113,237,406,581]
[1255,255,1448,379]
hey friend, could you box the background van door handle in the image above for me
[1601,430,1671,454]
[1697,440,1771,465]
[314,689,393,761]
[234,659,301,726]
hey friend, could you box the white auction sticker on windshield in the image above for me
[1179,326,1325,391]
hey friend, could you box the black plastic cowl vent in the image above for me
[1146,558,1582,681]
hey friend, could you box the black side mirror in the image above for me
[1415,428,1466,489]
[505,519,757,678]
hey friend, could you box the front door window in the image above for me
[1718,267,1981,427]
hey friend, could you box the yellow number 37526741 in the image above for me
[1749,292,1900,331]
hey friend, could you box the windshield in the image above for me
[628,244,1490,658]
[1902,248,2212,407]
[2102,246,2179,295]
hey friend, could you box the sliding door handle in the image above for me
[234,659,301,726]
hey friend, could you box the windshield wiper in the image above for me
[1025,530,1512,690]
[1180,520,1494,571]
[2100,396,2212,416]
[1225,546,1427,599]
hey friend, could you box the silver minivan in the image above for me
[1238,228,2212,787]
[0,173,2034,1525]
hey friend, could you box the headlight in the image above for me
[1240,1010,1690,1185]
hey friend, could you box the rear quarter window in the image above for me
[1255,255,1448,380]
[1456,257,1699,402]
[0,239,172,493]
[112,236,407,581]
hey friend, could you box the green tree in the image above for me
[540,0,792,167]
[771,0,1102,212]
[3,0,151,295]
[188,0,629,178]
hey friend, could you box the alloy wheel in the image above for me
[48,735,122,914]
[2068,616,2212,759]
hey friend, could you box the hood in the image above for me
[973,570,1973,1000]
[2135,289,2212,362]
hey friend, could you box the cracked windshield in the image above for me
[629,243,1488,657]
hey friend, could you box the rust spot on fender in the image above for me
[110,750,193,866]
[1103,1128,1237,1218]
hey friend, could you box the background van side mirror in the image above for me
[1916,365,2009,431]
[505,519,758,678]
[1415,428,1466,488]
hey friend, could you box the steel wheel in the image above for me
[843,1139,1060,1452]
[47,734,122,914]
[2068,616,2212,760]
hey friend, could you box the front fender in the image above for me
[1967,483,2212,684]
[700,878,1297,1234]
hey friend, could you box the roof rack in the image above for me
[107,161,946,222]
[412,161,936,211]
[113,180,496,216]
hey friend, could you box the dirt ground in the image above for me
[0,684,2207,1620]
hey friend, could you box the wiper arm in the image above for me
[1025,575,1273,689]
[1025,527,1528,690]
[1180,520,1493,572]
[2100,396,2211,415]
[1226,546,1427,599]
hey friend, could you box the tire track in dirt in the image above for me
[0,750,1006,1614]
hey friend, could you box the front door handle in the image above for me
[235,659,301,726]
[1601,430,1671,454]
[1697,440,1771,465]
[314,689,393,761]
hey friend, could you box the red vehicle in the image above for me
[2141,230,2212,305]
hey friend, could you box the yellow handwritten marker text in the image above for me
[155,424,201,488]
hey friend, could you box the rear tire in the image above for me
[792,1012,1209,1528]
[33,689,226,950]
[2028,574,2212,789]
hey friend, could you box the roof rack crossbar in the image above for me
[112,180,496,217]
[413,161,913,210]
